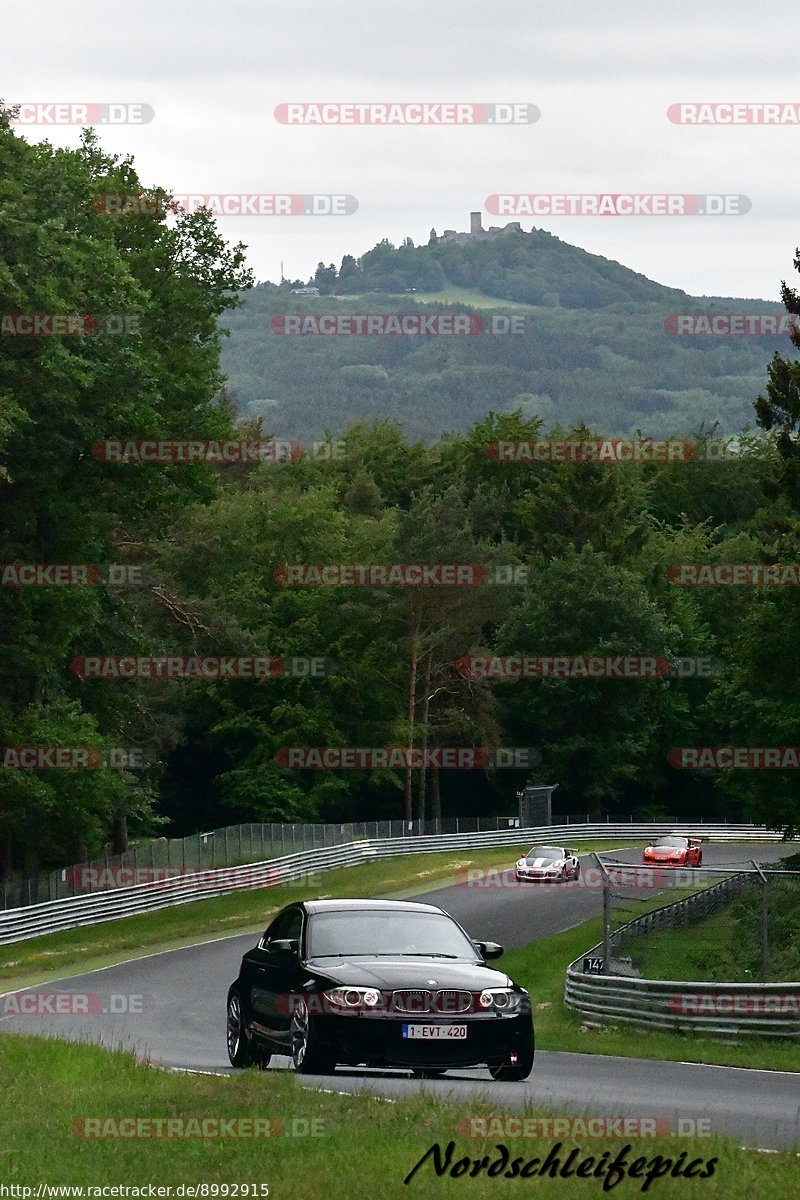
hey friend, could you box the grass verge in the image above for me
[0,1035,796,1198]
[503,920,800,1071]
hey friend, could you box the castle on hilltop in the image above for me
[428,211,523,245]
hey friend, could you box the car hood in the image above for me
[303,957,513,990]
[520,857,564,868]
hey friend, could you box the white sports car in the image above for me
[515,845,581,883]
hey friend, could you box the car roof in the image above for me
[300,898,445,915]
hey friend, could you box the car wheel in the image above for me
[488,1039,535,1082]
[559,866,567,882]
[573,862,581,880]
[227,988,255,1068]
[291,997,336,1075]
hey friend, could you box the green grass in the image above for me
[503,920,800,1071]
[336,285,541,311]
[0,842,620,990]
[0,1035,796,1196]
[629,878,800,984]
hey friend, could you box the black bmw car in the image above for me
[226,898,534,1080]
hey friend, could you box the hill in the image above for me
[219,223,785,441]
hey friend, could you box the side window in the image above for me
[260,907,303,948]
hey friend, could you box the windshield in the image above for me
[525,846,563,862]
[653,837,687,849]
[307,909,478,959]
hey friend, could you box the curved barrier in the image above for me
[0,821,792,947]
[565,871,800,1037]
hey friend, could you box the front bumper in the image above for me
[311,1010,534,1069]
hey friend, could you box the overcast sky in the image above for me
[5,0,800,300]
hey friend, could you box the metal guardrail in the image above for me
[0,821,790,947]
[565,870,800,1037]
[7,812,788,910]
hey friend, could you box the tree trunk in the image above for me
[415,652,434,823]
[404,637,419,822]
[0,832,13,876]
[111,811,129,855]
[430,766,441,824]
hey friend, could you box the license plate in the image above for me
[401,1024,467,1040]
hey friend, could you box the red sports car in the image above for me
[642,835,702,867]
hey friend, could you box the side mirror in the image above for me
[476,940,504,960]
[268,938,299,959]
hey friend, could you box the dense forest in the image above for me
[2,113,800,878]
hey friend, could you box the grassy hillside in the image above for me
[220,227,784,442]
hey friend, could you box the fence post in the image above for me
[751,860,769,983]
[594,853,611,974]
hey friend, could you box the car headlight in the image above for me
[325,986,382,1009]
[478,988,521,1013]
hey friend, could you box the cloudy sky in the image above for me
[6,0,800,299]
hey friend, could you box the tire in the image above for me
[290,997,337,1075]
[573,862,581,880]
[488,1037,535,1082]
[227,988,256,1068]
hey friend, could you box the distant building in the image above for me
[434,212,524,245]
[290,286,320,295]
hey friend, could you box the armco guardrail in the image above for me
[7,813,787,909]
[565,972,800,1038]
[565,870,800,1037]
[0,822,791,947]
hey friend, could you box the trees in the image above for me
[755,247,800,503]
[0,111,251,869]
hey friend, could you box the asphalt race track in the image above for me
[2,843,799,1150]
